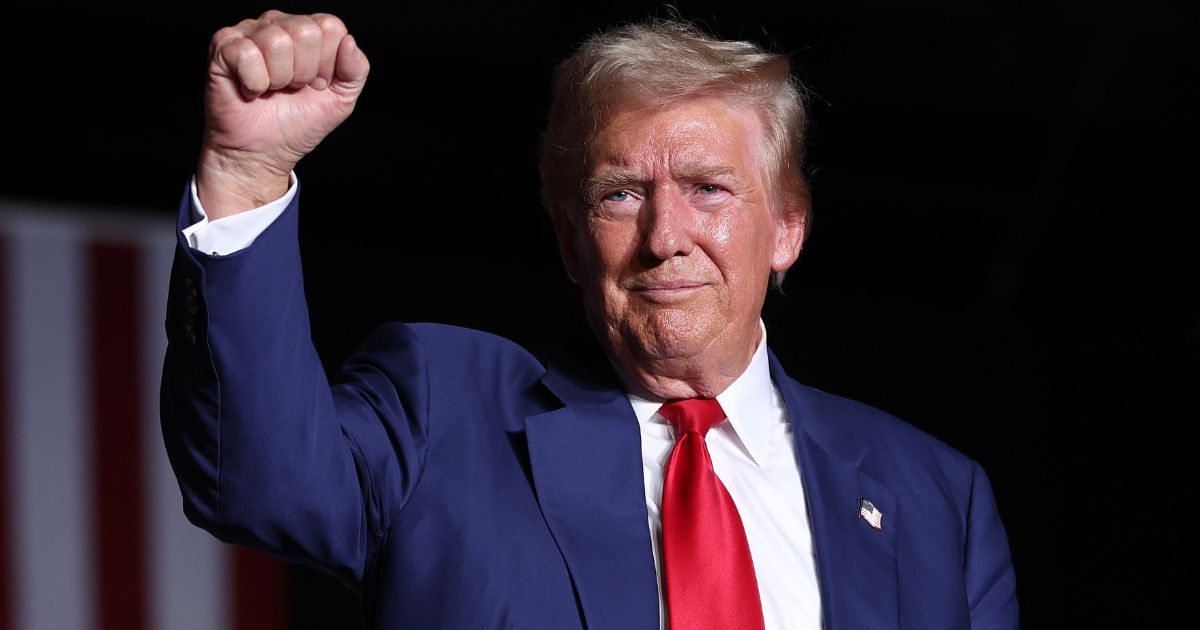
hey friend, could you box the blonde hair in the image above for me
[539,20,812,288]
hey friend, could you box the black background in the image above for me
[5,1,1196,627]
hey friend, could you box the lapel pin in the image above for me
[858,498,883,531]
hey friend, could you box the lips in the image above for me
[629,278,708,293]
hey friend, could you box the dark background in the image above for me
[6,1,1196,627]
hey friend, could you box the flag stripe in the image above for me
[0,235,14,630]
[0,207,292,630]
[88,242,147,630]
[9,219,94,630]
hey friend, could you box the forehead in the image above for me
[585,97,767,176]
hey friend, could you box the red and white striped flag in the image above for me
[0,200,289,630]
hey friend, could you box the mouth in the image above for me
[628,279,708,300]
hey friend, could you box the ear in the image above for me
[770,197,810,273]
[549,204,582,284]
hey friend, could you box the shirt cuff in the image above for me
[182,173,298,255]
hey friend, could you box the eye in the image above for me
[595,188,642,218]
[690,183,731,207]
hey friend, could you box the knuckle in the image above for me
[210,26,240,52]
[228,39,262,66]
[258,26,293,54]
[212,26,237,42]
[291,21,323,45]
[312,13,348,36]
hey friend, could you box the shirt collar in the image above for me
[626,320,779,467]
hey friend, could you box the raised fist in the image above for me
[197,10,369,219]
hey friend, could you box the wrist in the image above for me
[196,148,293,220]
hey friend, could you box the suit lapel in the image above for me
[524,354,659,629]
[770,352,900,630]
[525,341,901,629]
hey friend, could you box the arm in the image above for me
[162,181,430,589]
[964,461,1020,630]
[160,10,409,590]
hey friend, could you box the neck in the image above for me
[609,324,762,400]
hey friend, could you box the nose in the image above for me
[641,185,695,261]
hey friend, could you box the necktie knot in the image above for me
[658,398,726,437]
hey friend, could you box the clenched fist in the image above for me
[196,10,369,219]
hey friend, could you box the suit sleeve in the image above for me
[159,184,428,591]
[964,460,1020,630]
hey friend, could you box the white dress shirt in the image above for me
[626,324,822,630]
[187,176,823,628]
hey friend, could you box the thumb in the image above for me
[332,35,369,91]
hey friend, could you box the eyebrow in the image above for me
[582,169,640,206]
[675,163,741,183]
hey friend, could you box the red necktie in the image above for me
[659,398,765,630]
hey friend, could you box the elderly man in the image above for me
[162,10,1018,630]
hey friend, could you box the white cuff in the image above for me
[182,174,298,255]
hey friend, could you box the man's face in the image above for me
[554,97,806,387]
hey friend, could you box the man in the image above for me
[162,10,1019,629]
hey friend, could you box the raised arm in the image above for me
[161,11,418,591]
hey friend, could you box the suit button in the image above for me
[185,294,198,314]
[184,322,197,344]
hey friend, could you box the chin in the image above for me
[626,310,720,361]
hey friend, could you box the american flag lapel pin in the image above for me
[858,498,883,531]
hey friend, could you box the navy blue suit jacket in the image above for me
[161,189,1018,629]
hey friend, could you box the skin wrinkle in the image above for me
[557,96,806,400]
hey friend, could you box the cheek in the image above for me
[572,232,633,317]
[580,222,638,277]
[709,218,734,249]
[704,211,773,277]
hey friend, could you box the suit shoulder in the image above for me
[406,322,536,354]
[359,321,547,386]
[782,377,976,489]
[800,382,961,450]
